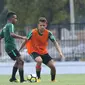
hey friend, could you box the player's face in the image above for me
[11,15,17,24]
[38,22,47,33]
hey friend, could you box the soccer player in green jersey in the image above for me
[0,12,27,83]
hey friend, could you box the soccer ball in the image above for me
[27,74,37,83]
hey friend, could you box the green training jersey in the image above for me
[0,22,16,53]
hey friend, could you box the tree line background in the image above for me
[0,0,85,30]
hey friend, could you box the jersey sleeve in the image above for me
[8,24,15,33]
[0,29,4,38]
[26,30,32,40]
[48,31,56,42]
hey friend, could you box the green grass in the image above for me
[0,74,85,85]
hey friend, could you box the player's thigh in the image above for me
[42,54,52,65]
[47,59,55,69]
[31,52,42,63]
[7,49,21,61]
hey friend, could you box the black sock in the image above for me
[36,71,41,79]
[51,74,55,81]
[11,67,18,79]
[19,69,24,82]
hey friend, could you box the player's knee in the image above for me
[52,64,55,68]
[53,66,56,71]
[18,59,24,65]
[35,57,42,64]
[48,64,56,71]
[37,59,42,64]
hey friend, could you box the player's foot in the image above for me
[51,80,57,82]
[20,80,27,83]
[9,78,19,83]
[37,79,41,82]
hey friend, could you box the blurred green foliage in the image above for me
[0,0,85,29]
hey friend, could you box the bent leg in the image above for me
[35,56,42,79]
[47,60,56,81]
[16,56,24,82]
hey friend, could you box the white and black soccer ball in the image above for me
[27,74,37,83]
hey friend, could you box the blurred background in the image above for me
[0,0,85,62]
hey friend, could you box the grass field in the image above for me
[0,74,85,85]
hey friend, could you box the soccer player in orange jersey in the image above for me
[19,17,65,82]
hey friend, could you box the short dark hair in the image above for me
[7,12,16,20]
[38,17,48,23]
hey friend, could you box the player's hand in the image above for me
[19,48,21,52]
[61,56,65,61]
[60,53,65,61]
[22,36,28,41]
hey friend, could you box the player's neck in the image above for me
[37,29,44,35]
[7,20,12,23]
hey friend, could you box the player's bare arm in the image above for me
[49,31,65,60]
[19,30,32,51]
[10,32,28,40]
[0,37,2,40]
[53,40,65,59]
[19,40,27,52]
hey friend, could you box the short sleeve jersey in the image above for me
[0,23,16,52]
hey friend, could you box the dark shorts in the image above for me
[7,49,21,61]
[31,52,52,65]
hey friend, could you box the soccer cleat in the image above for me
[20,80,27,83]
[9,78,19,83]
[51,80,57,82]
[37,79,41,82]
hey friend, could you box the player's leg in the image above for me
[31,52,42,80]
[47,60,56,81]
[14,49,25,83]
[11,62,18,80]
[42,54,56,81]
[7,49,25,83]
[7,51,19,82]
[35,59,42,79]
